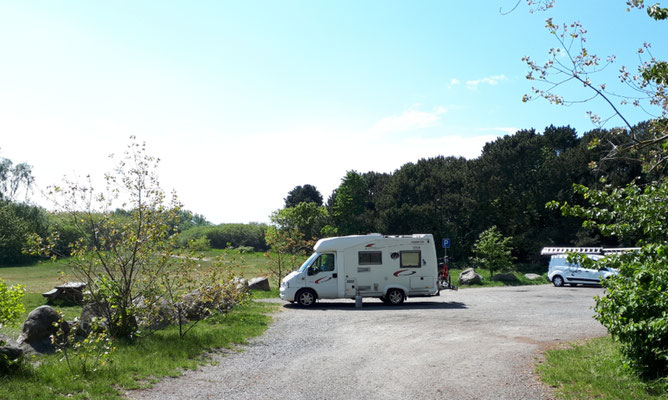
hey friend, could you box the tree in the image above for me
[0,201,48,265]
[32,138,186,339]
[0,154,34,201]
[284,184,323,208]
[521,0,668,378]
[264,226,311,288]
[521,0,667,174]
[550,180,668,377]
[471,226,515,277]
[330,171,376,235]
[270,202,329,242]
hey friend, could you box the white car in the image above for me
[547,254,618,287]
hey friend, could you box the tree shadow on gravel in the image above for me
[283,301,467,311]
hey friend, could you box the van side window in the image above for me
[312,253,335,272]
[358,251,382,265]
[400,251,421,268]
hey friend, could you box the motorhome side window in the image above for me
[358,251,382,265]
[311,253,335,273]
[400,251,421,268]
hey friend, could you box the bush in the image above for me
[187,236,211,252]
[178,223,268,251]
[236,246,254,254]
[0,278,25,328]
[0,201,48,265]
[595,245,668,378]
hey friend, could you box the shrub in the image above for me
[471,226,515,277]
[554,180,668,378]
[178,223,268,251]
[0,201,48,265]
[236,246,254,254]
[0,278,24,328]
[187,236,211,252]
[594,245,668,378]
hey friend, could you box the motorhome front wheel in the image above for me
[296,289,317,307]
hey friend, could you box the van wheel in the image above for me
[386,289,405,305]
[296,289,317,307]
[552,275,564,287]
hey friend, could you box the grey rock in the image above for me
[17,306,69,354]
[80,302,109,334]
[232,277,249,292]
[0,334,23,361]
[491,273,520,282]
[524,273,543,281]
[18,306,61,344]
[248,277,271,291]
[459,268,483,285]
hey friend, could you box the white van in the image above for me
[280,234,441,307]
[541,247,628,287]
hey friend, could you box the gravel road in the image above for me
[129,285,606,400]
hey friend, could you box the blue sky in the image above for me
[1,1,665,223]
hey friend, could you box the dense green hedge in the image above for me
[178,223,269,251]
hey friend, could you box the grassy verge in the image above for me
[0,300,279,400]
[537,336,668,400]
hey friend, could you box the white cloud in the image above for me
[449,78,461,87]
[465,74,508,89]
[369,106,449,135]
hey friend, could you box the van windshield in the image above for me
[298,253,319,272]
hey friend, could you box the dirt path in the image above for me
[129,285,606,400]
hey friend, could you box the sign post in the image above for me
[442,238,450,262]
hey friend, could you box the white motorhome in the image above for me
[280,234,441,307]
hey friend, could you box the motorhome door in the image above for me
[305,253,338,298]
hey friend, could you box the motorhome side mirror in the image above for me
[307,267,316,276]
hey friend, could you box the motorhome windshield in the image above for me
[298,253,319,272]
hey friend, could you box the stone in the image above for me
[17,305,69,354]
[80,302,108,334]
[248,276,271,291]
[524,273,543,281]
[0,334,23,366]
[232,277,249,292]
[459,268,483,285]
[491,273,520,282]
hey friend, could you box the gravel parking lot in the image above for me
[130,285,606,400]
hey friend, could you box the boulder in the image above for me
[17,305,68,354]
[459,268,483,285]
[524,273,543,281]
[491,273,520,283]
[248,276,271,291]
[232,277,249,293]
[132,297,176,331]
[80,302,109,334]
[0,334,23,368]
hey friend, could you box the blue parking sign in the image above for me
[442,238,451,248]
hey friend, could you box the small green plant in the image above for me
[471,226,515,278]
[51,314,115,378]
[0,278,25,328]
[236,245,254,254]
[0,279,25,374]
[187,236,211,252]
